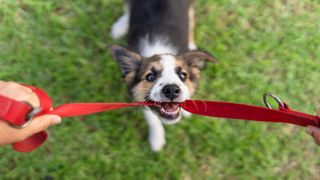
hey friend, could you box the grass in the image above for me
[0,0,320,179]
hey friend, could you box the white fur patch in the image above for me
[110,3,130,39]
[110,14,129,39]
[143,108,166,151]
[182,109,192,118]
[138,35,178,57]
[150,55,190,102]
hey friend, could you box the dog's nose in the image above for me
[162,84,181,100]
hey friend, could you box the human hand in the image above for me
[0,81,61,146]
[306,107,320,145]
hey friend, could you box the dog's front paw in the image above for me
[182,109,192,118]
[149,133,166,152]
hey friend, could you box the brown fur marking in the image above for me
[131,55,163,101]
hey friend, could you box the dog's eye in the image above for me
[178,71,187,81]
[146,73,156,82]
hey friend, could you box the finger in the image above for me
[5,81,33,93]
[0,81,11,89]
[0,80,6,88]
[20,115,61,139]
[25,90,40,107]
[306,126,320,145]
[11,90,40,107]
[0,82,40,107]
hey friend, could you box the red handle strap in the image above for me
[11,85,53,152]
[0,95,32,126]
[180,100,319,127]
[6,85,152,152]
[0,85,319,152]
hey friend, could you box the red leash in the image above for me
[0,85,319,152]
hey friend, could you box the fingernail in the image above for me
[51,116,62,125]
[306,126,313,135]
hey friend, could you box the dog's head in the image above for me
[111,45,216,124]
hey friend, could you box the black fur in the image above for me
[111,45,141,76]
[128,0,191,54]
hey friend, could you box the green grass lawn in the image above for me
[1,0,320,179]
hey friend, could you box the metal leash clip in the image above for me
[263,93,285,109]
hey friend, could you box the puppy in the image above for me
[110,0,216,151]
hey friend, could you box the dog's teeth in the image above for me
[160,107,180,115]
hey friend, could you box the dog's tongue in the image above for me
[162,103,179,112]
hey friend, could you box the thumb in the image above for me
[21,115,61,137]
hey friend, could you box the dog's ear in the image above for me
[110,45,142,76]
[183,50,217,69]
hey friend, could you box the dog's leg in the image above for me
[110,1,130,39]
[144,108,166,152]
[188,4,197,50]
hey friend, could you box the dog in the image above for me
[110,0,216,151]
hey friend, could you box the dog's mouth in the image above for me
[148,101,182,121]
